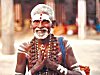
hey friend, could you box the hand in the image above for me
[45,58,58,71]
[30,51,46,74]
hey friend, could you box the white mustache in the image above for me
[34,28,49,39]
[35,28,48,32]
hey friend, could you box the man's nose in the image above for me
[38,22,43,28]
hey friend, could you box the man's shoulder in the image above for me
[17,38,34,53]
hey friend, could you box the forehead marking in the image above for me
[40,14,42,20]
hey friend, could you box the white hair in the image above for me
[31,4,54,21]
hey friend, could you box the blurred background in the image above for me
[0,0,100,75]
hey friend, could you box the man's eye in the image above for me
[42,20,50,23]
[36,30,38,32]
[42,30,46,32]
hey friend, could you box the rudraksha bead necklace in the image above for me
[28,34,60,70]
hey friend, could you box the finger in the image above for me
[40,58,46,66]
[46,58,50,63]
[44,52,47,59]
[38,51,44,60]
[44,56,47,60]
[32,59,37,64]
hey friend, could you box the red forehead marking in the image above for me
[40,14,42,20]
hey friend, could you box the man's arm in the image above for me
[15,42,32,75]
[62,39,86,75]
[45,38,86,75]
[15,52,27,75]
[46,38,86,75]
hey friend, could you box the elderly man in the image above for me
[15,4,86,75]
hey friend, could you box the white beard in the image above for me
[34,28,49,39]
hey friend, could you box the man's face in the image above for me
[31,19,51,39]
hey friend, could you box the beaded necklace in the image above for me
[28,34,60,73]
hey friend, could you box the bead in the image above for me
[42,51,44,53]
[28,34,60,67]
[49,39,52,42]
[48,50,50,53]
[36,42,38,45]
[37,52,39,55]
[32,46,35,49]
[49,45,51,47]
[44,52,46,55]
[37,48,39,50]
[47,53,50,55]
[54,43,57,46]
[33,53,36,56]
[53,56,57,59]
[53,47,56,50]
[52,51,56,54]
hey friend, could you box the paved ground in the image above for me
[0,32,100,75]
[69,40,100,75]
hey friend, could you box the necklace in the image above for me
[38,44,47,59]
[28,34,60,69]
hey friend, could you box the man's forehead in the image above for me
[31,14,51,23]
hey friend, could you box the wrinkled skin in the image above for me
[29,19,59,73]
[30,51,46,74]
[30,53,58,74]
[45,58,58,71]
[31,20,51,39]
[20,42,59,74]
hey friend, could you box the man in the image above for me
[15,4,86,75]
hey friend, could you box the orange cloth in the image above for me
[53,25,66,36]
